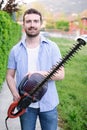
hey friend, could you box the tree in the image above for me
[0,0,19,21]
[0,0,4,9]
[3,0,19,15]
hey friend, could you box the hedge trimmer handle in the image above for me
[7,92,35,118]
[7,100,26,118]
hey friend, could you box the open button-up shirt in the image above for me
[7,35,62,112]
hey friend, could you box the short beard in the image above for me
[26,31,40,38]
[25,27,40,38]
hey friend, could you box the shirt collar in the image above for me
[19,36,27,48]
[40,35,48,44]
[20,34,48,47]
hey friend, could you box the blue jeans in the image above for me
[20,107,58,130]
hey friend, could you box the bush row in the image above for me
[0,11,22,89]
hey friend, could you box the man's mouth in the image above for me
[29,27,36,31]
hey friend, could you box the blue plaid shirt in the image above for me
[7,35,62,112]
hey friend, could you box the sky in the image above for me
[2,0,87,16]
[18,0,37,4]
[2,0,37,5]
[25,0,37,3]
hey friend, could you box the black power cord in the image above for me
[5,116,9,130]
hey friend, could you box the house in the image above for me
[68,10,87,35]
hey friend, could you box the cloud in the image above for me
[21,0,37,4]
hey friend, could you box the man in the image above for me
[6,8,65,130]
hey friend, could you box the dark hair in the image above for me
[23,8,42,22]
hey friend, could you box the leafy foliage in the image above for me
[0,11,21,88]
[3,0,19,13]
[56,20,69,31]
[0,0,19,16]
[0,0,4,9]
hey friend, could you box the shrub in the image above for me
[56,20,69,31]
[0,11,22,88]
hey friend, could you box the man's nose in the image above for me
[30,21,35,26]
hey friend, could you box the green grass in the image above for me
[50,37,87,130]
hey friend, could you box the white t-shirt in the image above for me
[26,45,40,108]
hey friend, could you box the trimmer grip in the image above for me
[7,101,26,118]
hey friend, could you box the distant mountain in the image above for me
[37,0,87,15]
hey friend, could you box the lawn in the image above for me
[50,37,87,130]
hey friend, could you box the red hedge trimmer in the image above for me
[5,35,87,130]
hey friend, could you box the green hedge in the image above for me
[56,20,69,31]
[0,11,22,89]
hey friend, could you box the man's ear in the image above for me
[22,23,25,31]
[41,21,44,28]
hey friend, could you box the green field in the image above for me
[50,37,87,130]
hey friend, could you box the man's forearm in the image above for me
[6,75,20,101]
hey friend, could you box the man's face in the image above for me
[23,14,42,37]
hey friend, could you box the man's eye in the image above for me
[26,20,31,23]
[25,20,40,24]
[34,20,39,23]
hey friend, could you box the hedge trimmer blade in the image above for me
[34,35,87,89]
